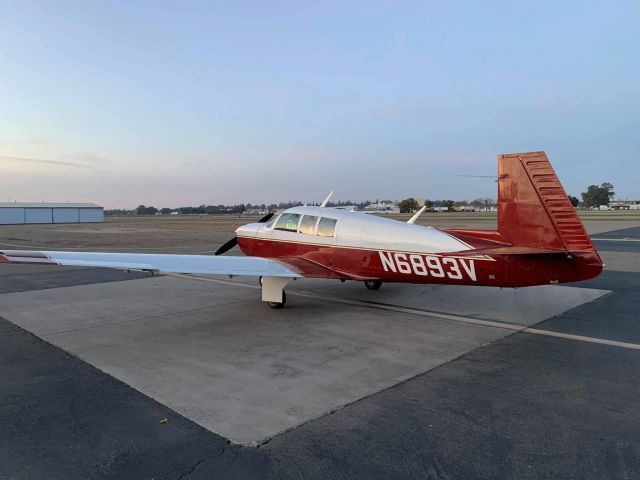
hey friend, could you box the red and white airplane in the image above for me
[0,152,603,308]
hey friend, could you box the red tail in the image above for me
[497,152,595,252]
[445,151,603,285]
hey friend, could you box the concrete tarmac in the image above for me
[0,275,608,445]
[1,225,639,479]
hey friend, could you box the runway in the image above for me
[1,224,639,479]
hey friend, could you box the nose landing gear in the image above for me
[364,280,382,290]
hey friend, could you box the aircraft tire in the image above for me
[267,290,286,309]
[364,280,382,290]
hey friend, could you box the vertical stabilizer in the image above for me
[498,152,594,252]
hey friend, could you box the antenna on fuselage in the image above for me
[407,205,427,224]
[320,191,334,208]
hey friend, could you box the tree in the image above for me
[568,195,580,208]
[135,205,158,215]
[398,198,419,213]
[160,208,172,215]
[581,183,615,208]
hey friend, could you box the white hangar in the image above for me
[0,203,104,225]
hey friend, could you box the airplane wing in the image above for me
[0,250,302,278]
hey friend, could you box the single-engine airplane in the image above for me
[0,152,603,308]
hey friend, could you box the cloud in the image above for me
[65,152,111,164]
[0,155,95,169]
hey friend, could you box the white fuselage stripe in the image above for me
[237,235,496,261]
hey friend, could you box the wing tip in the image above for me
[0,250,55,265]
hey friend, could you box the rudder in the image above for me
[498,152,594,252]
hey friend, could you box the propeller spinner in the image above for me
[214,212,274,255]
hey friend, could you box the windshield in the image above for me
[274,213,300,232]
[264,216,277,229]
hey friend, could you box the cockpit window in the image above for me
[274,213,300,232]
[317,217,337,237]
[299,215,318,235]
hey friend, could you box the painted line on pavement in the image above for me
[168,273,639,351]
[592,238,640,242]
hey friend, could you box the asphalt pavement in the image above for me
[1,228,639,479]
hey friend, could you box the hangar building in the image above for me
[0,202,104,225]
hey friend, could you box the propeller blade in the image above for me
[215,237,238,256]
[258,212,274,223]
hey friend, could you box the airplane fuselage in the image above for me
[236,206,602,288]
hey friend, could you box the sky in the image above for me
[0,0,638,208]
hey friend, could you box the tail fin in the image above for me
[498,152,594,252]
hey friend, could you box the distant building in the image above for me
[245,208,269,215]
[608,201,639,210]
[0,202,104,225]
[460,205,474,212]
[333,205,357,211]
[363,201,400,214]
[454,205,498,212]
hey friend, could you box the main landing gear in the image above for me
[259,276,289,309]
[258,277,382,308]
[267,290,286,309]
[364,280,382,290]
